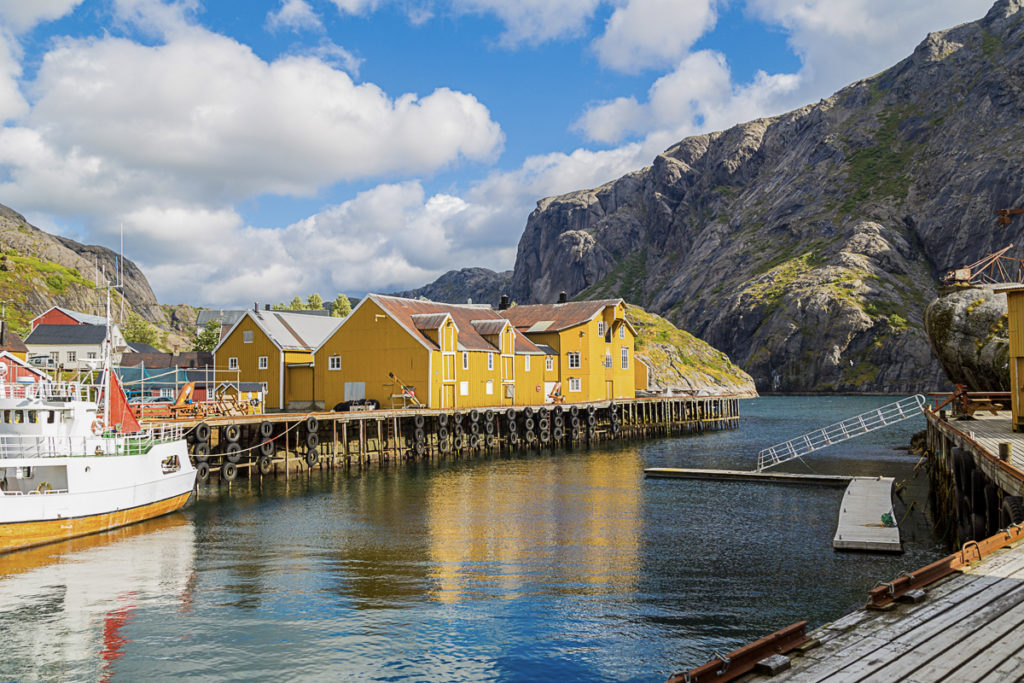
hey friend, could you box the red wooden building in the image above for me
[30,306,106,330]
[0,351,49,383]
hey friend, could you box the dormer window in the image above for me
[243,330,253,344]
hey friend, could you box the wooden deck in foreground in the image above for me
[743,540,1024,682]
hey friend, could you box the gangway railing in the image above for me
[756,395,926,471]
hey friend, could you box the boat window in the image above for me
[13,411,23,423]
[0,410,7,423]
[46,411,56,424]
[28,411,38,424]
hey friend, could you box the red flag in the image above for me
[103,371,142,433]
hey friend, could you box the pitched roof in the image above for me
[249,309,342,351]
[128,342,161,353]
[366,294,542,354]
[0,324,28,354]
[196,309,247,328]
[118,351,214,368]
[499,299,624,333]
[410,313,450,330]
[25,324,109,345]
[44,306,108,326]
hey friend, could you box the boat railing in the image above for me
[0,381,93,402]
[0,424,184,460]
[1,487,71,496]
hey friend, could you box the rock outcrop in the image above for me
[390,268,512,306]
[925,286,1009,390]
[414,0,1024,393]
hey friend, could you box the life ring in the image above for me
[36,481,52,493]
[91,419,104,436]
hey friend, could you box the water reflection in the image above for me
[0,515,195,681]
[426,452,642,603]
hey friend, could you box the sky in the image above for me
[0,0,997,307]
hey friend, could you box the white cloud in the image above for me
[302,39,362,76]
[453,0,602,45]
[266,0,323,33]
[328,0,383,15]
[0,0,83,33]
[0,31,26,123]
[593,0,717,72]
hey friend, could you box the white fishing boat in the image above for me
[0,305,196,554]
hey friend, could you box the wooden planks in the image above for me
[832,476,901,552]
[643,467,853,487]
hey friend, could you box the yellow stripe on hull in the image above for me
[0,491,193,555]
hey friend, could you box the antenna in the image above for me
[119,223,124,324]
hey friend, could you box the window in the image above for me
[328,355,341,371]
[621,347,629,369]
[49,351,59,363]
[524,355,531,372]
[604,352,612,368]
[545,357,553,372]
[619,324,625,339]
[568,351,581,369]
[598,321,606,337]
[160,388,174,398]
[258,356,268,370]
[486,379,494,395]
[66,351,76,362]
[462,352,469,370]
[460,381,469,396]
[87,352,97,359]
[568,378,581,392]
[228,357,238,370]
[488,353,494,370]
[243,330,253,343]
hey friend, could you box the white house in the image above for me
[24,324,129,370]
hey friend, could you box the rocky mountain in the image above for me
[413,0,1024,393]
[925,285,1009,390]
[390,267,512,305]
[0,203,195,344]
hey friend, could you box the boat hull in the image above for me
[0,489,193,554]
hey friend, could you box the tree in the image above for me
[121,312,158,347]
[331,293,351,318]
[191,319,221,352]
[288,296,305,310]
[307,293,323,311]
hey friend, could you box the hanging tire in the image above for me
[484,410,494,423]
[571,428,581,440]
[453,435,466,450]
[221,462,237,482]
[259,421,273,438]
[587,405,596,417]
[611,422,621,434]
[305,449,319,467]
[224,424,241,443]
[524,417,535,431]
[470,422,480,435]
[538,417,550,431]
[413,440,426,456]
[225,442,242,463]
[195,422,211,443]
[438,413,449,427]
[553,416,564,430]
[524,406,534,418]
[305,416,319,433]
[306,431,320,449]
[484,421,495,435]
[524,430,536,444]
[414,427,426,441]
[587,415,597,427]
[485,434,496,448]
[507,431,519,445]
[195,461,210,483]
[571,417,580,429]
[439,437,451,453]
[505,408,516,421]
[609,402,618,416]
[469,434,480,449]
[439,426,450,441]
[414,414,426,428]
[539,429,551,444]
[507,419,518,432]
[552,405,562,416]
[553,426,564,440]
[469,409,480,423]
[1001,496,1024,527]
[569,406,579,418]
[193,442,210,461]
[258,455,273,475]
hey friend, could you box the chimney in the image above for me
[0,319,6,348]
[264,304,271,310]
[254,302,259,312]
[558,291,567,304]
[498,294,509,310]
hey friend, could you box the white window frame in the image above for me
[621,347,629,369]
[66,351,77,362]
[619,324,625,339]
[459,381,469,396]
[243,330,253,344]
[87,352,97,359]
[568,351,581,369]
[462,352,469,370]
[258,356,268,370]
[485,379,494,395]
[49,351,59,362]
[598,321,606,337]
[545,356,553,372]
[604,351,612,368]
[488,353,494,371]
[261,382,268,393]
[568,377,581,392]
[524,355,531,372]
[160,388,174,398]
[228,357,238,370]
[328,355,341,371]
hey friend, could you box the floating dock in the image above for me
[833,476,900,552]
[643,467,852,486]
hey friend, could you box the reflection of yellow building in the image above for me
[500,298,637,401]
[425,449,642,602]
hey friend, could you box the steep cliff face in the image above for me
[390,267,512,305]
[501,0,1024,393]
[0,203,164,334]
[925,286,1009,390]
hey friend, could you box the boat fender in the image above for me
[91,419,104,436]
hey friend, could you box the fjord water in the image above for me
[0,396,943,682]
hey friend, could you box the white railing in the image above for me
[0,424,184,460]
[756,395,926,471]
[0,381,93,402]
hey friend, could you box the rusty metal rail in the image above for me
[867,522,1024,609]
[666,622,813,683]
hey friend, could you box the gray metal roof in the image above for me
[196,309,247,327]
[251,310,341,350]
[25,324,109,345]
[55,306,107,326]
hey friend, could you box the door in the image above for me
[441,383,455,409]
[605,380,614,400]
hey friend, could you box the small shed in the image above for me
[0,350,50,384]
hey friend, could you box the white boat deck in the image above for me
[743,541,1024,682]
[833,476,901,552]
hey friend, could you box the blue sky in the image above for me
[0,0,996,306]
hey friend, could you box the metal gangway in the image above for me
[756,395,927,471]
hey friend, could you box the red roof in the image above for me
[368,294,542,354]
[0,326,28,354]
[499,299,623,333]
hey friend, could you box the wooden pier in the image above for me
[166,396,741,483]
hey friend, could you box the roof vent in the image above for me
[498,294,510,310]
[558,291,567,304]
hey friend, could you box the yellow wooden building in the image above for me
[315,294,547,409]
[499,298,637,401]
[213,307,342,412]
